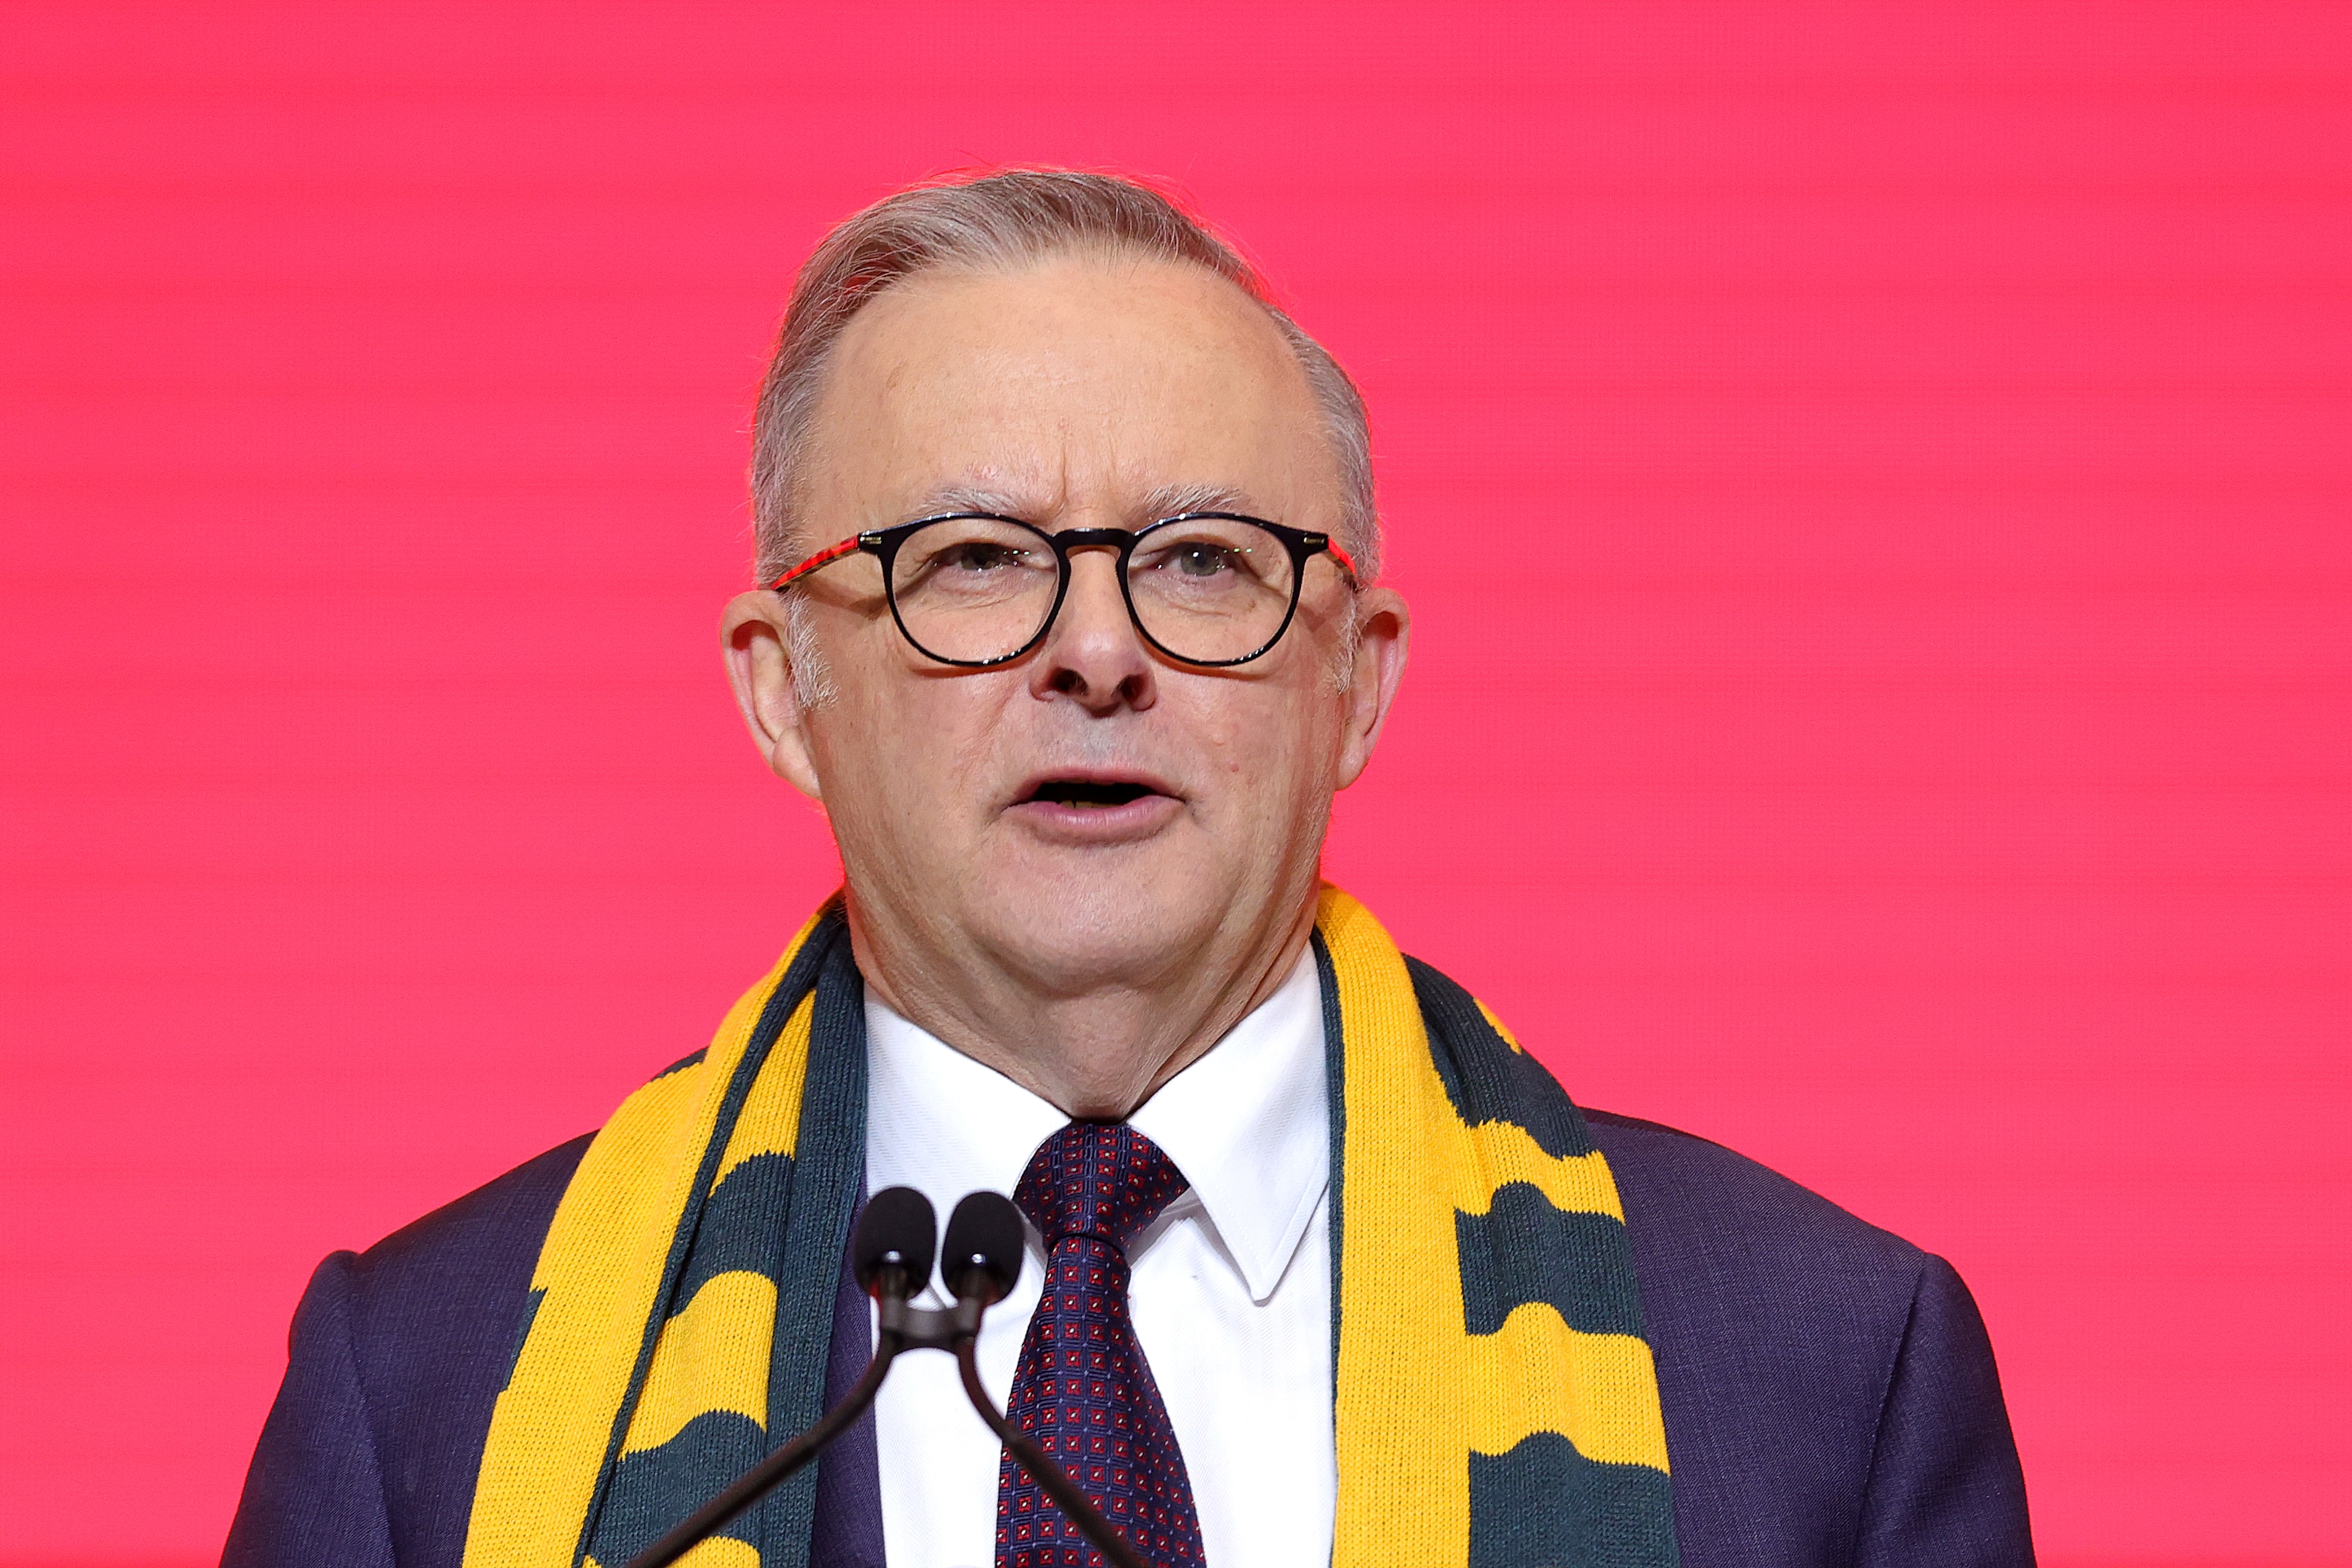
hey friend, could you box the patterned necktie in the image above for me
[997,1122,1206,1568]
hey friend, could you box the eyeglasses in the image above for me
[769,512,1357,669]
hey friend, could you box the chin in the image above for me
[968,859,1235,993]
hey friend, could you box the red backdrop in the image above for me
[4,4,2347,1563]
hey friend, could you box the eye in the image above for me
[939,541,1028,573]
[1169,543,1242,578]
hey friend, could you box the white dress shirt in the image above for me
[865,949,1336,1568]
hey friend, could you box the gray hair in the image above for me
[748,168,1380,587]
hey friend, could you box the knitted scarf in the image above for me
[464,888,1676,1568]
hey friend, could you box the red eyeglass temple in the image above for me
[769,533,1360,591]
[767,535,864,590]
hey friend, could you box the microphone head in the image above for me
[941,1191,1026,1305]
[852,1186,937,1300]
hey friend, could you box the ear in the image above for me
[721,589,825,800]
[1335,585,1410,789]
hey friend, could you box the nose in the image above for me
[1030,543,1156,714]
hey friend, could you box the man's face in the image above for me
[726,253,1405,1003]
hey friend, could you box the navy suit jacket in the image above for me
[222,1111,2033,1567]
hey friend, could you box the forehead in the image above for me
[799,253,1338,524]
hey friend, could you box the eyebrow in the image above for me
[1140,481,1257,518]
[905,483,1033,520]
[901,480,1262,526]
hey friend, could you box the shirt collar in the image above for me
[1126,949,1328,1304]
[863,947,1329,1307]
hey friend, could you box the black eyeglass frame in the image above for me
[769,510,1360,669]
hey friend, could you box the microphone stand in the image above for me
[952,1337,1151,1568]
[621,1331,900,1568]
[623,1190,1151,1568]
[616,1288,968,1568]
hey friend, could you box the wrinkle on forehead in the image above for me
[899,479,1263,528]
[803,256,1337,540]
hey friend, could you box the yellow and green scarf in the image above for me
[465,888,1677,1568]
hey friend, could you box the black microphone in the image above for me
[855,1183,939,1301]
[942,1193,1151,1568]
[941,1189,1024,1304]
[621,1187,936,1568]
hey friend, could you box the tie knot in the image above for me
[1013,1122,1189,1250]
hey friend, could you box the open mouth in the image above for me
[1024,779,1160,809]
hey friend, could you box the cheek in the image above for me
[1188,687,1344,820]
[822,661,1025,817]
[803,644,926,799]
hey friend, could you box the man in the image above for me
[224,170,2032,1568]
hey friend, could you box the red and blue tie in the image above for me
[997,1122,1206,1568]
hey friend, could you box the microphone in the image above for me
[941,1189,1024,1304]
[621,1188,936,1568]
[855,1183,939,1301]
[941,1193,1151,1568]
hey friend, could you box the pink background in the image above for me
[4,4,2346,1563]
